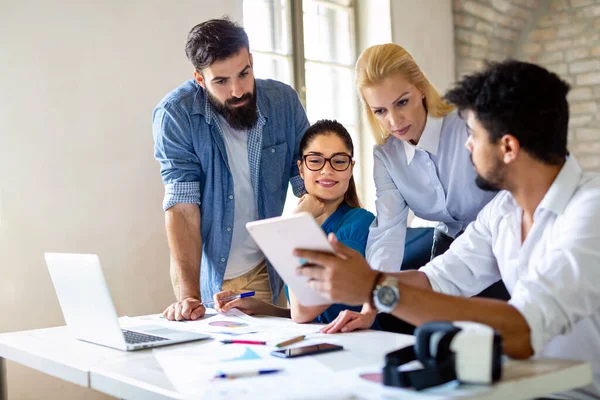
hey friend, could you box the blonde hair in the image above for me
[356,43,455,145]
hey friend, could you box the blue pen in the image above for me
[201,291,255,306]
[213,369,282,379]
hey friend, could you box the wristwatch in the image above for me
[373,275,400,313]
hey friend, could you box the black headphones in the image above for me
[383,321,502,391]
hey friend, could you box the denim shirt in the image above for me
[152,79,309,304]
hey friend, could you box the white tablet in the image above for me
[246,212,332,306]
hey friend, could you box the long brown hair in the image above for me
[299,120,362,209]
[356,43,455,145]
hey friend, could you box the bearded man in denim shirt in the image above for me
[153,18,309,321]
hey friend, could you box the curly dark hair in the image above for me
[185,17,249,71]
[444,60,570,165]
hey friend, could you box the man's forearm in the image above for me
[262,303,292,318]
[165,204,202,301]
[391,270,433,290]
[390,282,533,359]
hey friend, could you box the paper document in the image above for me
[132,309,324,344]
[132,309,264,336]
[154,340,353,399]
[226,322,322,346]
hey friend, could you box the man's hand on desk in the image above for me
[162,297,206,321]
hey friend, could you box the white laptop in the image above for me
[45,253,210,351]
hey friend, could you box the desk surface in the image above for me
[0,315,593,400]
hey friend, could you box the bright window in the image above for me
[243,0,293,86]
[244,0,361,215]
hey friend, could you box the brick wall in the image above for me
[454,0,541,75]
[454,0,600,171]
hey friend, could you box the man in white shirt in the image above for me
[295,60,600,398]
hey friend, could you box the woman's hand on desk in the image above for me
[320,307,377,334]
[214,290,269,315]
[162,297,206,321]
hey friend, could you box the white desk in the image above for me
[0,316,593,400]
[0,325,150,399]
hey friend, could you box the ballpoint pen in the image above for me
[274,335,305,348]
[201,291,256,306]
[213,369,283,380]
[221,339,267,345]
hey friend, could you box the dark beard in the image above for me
[471,154,503,192]
[206,83,258,131]
[475,174,501,191]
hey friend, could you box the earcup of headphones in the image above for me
[414,321,459,366]
[434,329,460,363]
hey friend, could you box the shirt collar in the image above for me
[536,155,582,216]
[402,114,443,165]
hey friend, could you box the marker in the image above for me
[221,339,267,345]
[213,369,282,379]
[274,335,305,348]
[201,291,255,306]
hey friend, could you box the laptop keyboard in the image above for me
[122,329,168,344]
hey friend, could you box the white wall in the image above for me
[0,1,242,398]
[390,0,456,94]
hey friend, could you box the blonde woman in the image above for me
[327,43,508,334]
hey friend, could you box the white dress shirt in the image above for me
[366,111,497,272]
[420,156,600,399]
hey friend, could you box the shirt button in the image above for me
[221,258,226,262]
[427,162,432,167]
[227,227,232,232]
[228,195,233,200]
[435,185,441,190]
[271,148,275,153]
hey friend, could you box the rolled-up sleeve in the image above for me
[163,182,201,211]
[366,150,409,272]
[509,196,600,355]
[152,102,202,211]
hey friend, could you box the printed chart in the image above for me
[208,321,249,329]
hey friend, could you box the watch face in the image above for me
[377,287,397,306]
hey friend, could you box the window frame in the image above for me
[244,0,365,209]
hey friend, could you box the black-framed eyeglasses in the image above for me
[303,154,353,172]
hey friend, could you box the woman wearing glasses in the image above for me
[214,119,380,332]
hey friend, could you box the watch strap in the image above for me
[370,271,384,308]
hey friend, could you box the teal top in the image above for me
[321,202,374,255]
